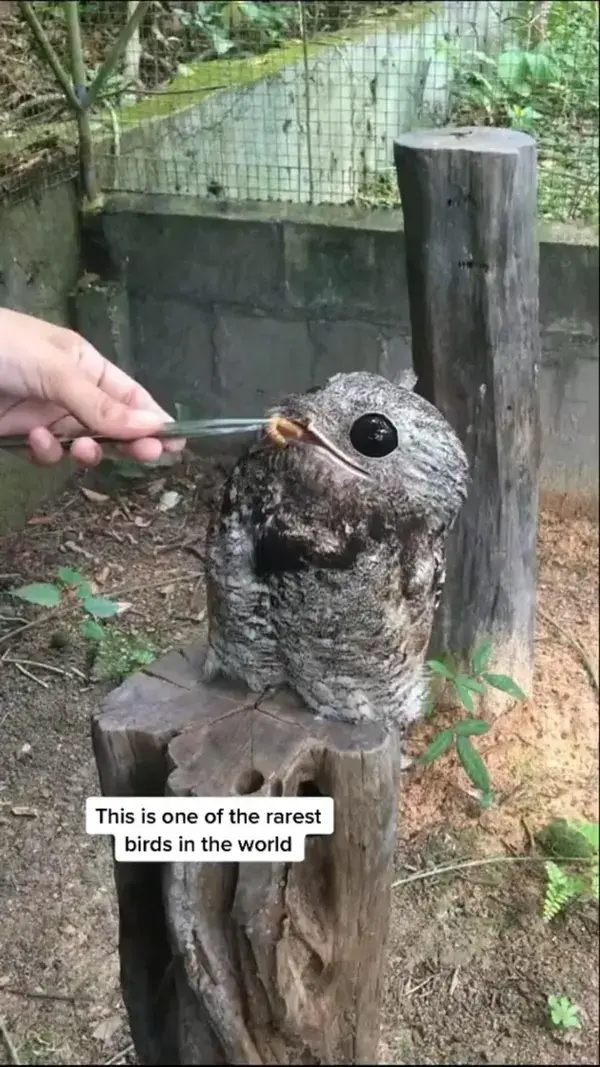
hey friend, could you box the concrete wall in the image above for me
[0,182,80,534]
[1,183,597,524]
[0,181,80,323]
[100,195,599,495]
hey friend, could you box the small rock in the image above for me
[92,1013,123,1043]
[11,805,38,818]
[158,490,181,512]
[18,742,32,759]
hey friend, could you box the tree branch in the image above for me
[85,0,151,109]
[63,1,101,206]
[18,0,80,112]
[63,0,86,101]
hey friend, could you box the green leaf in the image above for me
[131,648,156,667]
[58,566,86,589]
[497,48,528,87]
[547,995,581,1029]
[456,735,491,794]
[575,821,599,854]
[536,818,597,859]
[10,582,61,608]
[81,618,105,642]
[453,679,475,713]
[82,596,121,619]
[471,640,492,675]
[211,29,235,55]
[456,673,486,695]
[523,51,555,85]
[419,729,454,765]
[454,718,491,737]
[482,673,527,701]
[426,658,455,680]
[478,790,496,810]
[469,50,498,68]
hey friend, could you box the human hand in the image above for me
[0,308,186,466]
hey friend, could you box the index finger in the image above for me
[78,340,173,418]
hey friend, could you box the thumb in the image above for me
[48,367,168,438]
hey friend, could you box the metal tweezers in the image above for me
[0,417,270,451]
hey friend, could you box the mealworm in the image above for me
[265,416,305,448]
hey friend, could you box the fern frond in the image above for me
[543,861,583,921]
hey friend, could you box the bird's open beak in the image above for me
[265,415,369,477]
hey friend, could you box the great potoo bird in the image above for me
[203,370,469,729]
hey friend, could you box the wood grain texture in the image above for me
[394,127,542,703]
[92,642,398,1065]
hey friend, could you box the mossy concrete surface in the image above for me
[94,1,507,204]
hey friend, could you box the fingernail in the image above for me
[127,410,166,428]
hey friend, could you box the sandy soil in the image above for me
[0,459,598,1066]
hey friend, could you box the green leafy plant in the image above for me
[90,628,156,683]
[9,567,157,682]
[173,0,402,59]
[419,640,527,808]
[438,0,599,222]
[547,994,582,1030]
[176,1,299,59]
[10,566,120,642]
[536,819,599,921]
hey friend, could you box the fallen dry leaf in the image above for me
[158,490,181,512]
[80,486,110,504]
[92,1014,122,1044]
[147,478,167,497]
[63,540,95,560]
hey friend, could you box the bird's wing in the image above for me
[431,528,447,613]
[204,451,281,688]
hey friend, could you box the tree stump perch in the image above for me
[394,126,541,707]
[92,642,399,1065]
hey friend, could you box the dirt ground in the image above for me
[0,457,598,1066]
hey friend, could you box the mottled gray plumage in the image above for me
[203,371,469,729]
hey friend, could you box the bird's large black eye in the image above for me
[349,413,398,458]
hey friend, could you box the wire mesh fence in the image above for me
[1,1,598,222]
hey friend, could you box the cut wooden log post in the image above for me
[394,127,542,708]
[92,642,398,1065]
